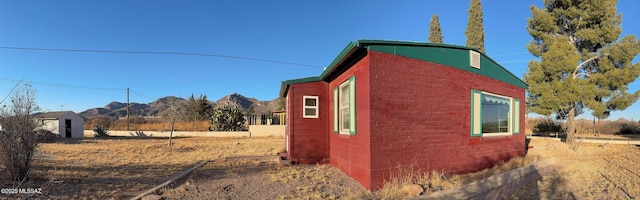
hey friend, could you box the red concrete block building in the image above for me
[279,40,527,190]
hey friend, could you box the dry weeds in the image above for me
[85,120,211,131]
[4,136,639,199]
[507,138,640,199]
[0,136,282,199]
[372,154,543,199]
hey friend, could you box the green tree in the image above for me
[465,0,485,53]
[524,0,640,146]
[429,14,443,43]
[277,97,286,111]
[181,94,213,122]
[209,106,246,131]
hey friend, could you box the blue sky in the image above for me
[0,1,639,120]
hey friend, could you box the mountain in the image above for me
[214,93,279,115]
[79,94,280,119]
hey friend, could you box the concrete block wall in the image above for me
[286,81,329,164]
[328,54,373,189]
[367,51,526,189]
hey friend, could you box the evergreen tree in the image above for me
[181,94,213,122]
[524,0,640,146]
[429,14,443,43]
[465,0,485,53]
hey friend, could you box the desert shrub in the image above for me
[619,120,640,135]
[37,130,59,143]
[93,125,110,137]
[526,118,538,133]
[598,120,621,135]
[0,84,40,185]
[84,116,115,130]
[209,106,246,131]
[533,117,563,133]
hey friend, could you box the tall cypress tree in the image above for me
[524,0,640,146]
[428,14,443,43]
[465,0,485,53]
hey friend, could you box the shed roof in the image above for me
[33,111,79,119]
[280,40,528,97]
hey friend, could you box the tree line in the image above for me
[429,0,640,150]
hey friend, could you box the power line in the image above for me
[130,90,155,100]
[0,46,325,69]
[0,77,125,91]
[0,79,22,105]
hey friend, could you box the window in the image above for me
[334,76,356,135]
[470,90,520,136]
[303,96,318,118]
[481,94,510,133]
[339,83,350,132]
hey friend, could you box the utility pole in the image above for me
[127,87,130,131]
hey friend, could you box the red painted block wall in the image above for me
[328,54,374,189]
[286,81,329,164]
[366,51,526,190]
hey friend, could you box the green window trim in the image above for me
[348,76,356,135]
[333,87,339,133]
[470,90,482,137]
[513,99,520,134]
[471,90,520,137]
[334,76,357,135]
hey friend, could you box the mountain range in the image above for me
[79,93,280,119]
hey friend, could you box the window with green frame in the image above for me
[470,90,520,136]
[333,76,356,135]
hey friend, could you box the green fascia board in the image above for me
[281,40,527,96]
[318,41,359,81]
[279,76,321,97]
[362,41,528,89]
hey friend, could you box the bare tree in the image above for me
[166,98,182,149]
[0,84,40,186]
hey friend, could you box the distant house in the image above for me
[34,111,85,139]
[279,40,527,190]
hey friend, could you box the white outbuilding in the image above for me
[34,111,85,139]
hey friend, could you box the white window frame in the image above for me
[480,91,513,136]
[302,95,319,118]
[339,81,350,134]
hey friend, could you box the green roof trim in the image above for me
[279,40,528,97]
[279,76,321,97]
[363,42,527,89]
[318,41,358,81]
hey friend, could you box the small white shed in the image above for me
[34,111,85,139]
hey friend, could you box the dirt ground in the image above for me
[507,137,640,199]
[3,136,640,199]
[0,136,283,199]
[162,160,371,200]
[165,137,640,200]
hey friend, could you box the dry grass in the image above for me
[374,138,640,199]
[85,120,212,131]
[266,164,372,200]
[0,136,282,199]
[372,154,543,199]
[507,138,640,199]
[5,135,638,199]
